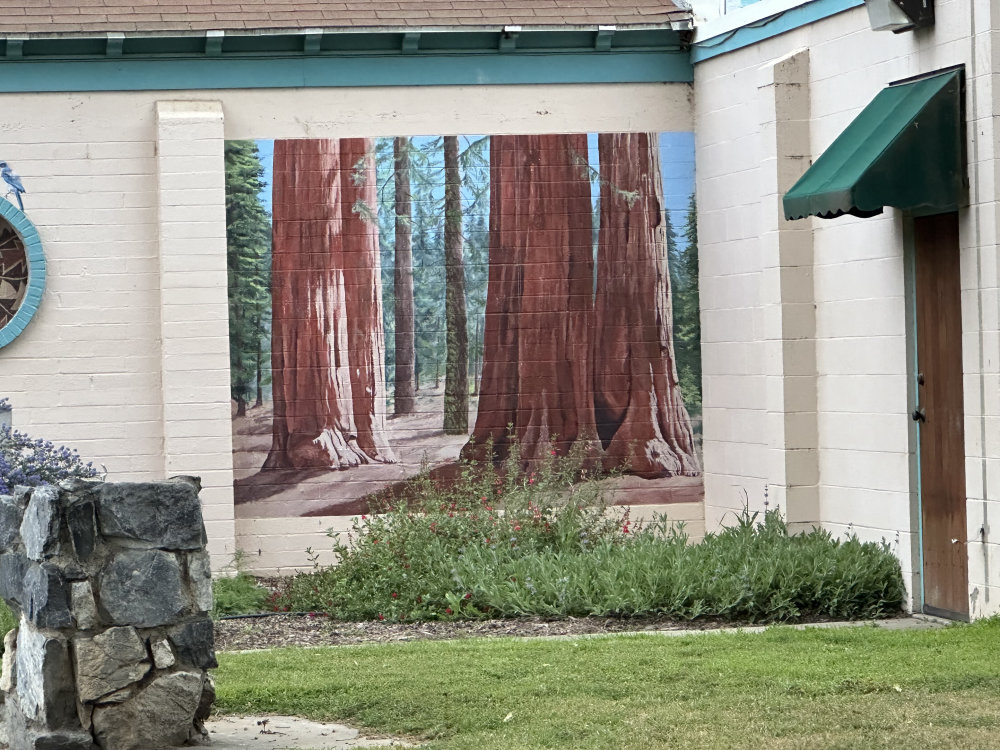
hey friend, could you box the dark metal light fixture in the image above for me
[864,0,934,32]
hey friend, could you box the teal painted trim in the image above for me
[0,201,45,350]
[691,0,864,63]
[0,50,692,92]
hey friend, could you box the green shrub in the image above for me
[212,572,271,617]
[271,451,906,624]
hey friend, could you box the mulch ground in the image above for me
[213,613,736,652]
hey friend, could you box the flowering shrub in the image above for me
[272,443,632,622]
[269,447,906,624]
[0,398,98,494]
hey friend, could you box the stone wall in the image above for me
[0,477,215,750]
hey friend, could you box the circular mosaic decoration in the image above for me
[0,220,28,331]
[0,202,44,349]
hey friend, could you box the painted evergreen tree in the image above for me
[224,140,271,417]
[264,139,395,470]
[673,192,702,409]
[392,137,417,415]
[593,133,699,477]
[443,135,469,433]
[464,133,601,468]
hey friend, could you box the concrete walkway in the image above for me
[198,715,415,749]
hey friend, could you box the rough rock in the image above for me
[14,624,79,729]
[73,627,150,703]
[1,628,17,691]
[98,550,186,628]
[56,477,100,495]
[0,494,26,553]
[97,483,205,550]
[186,552,213,614]
[91,672,203,750]
[64,500,98,564]
[150,639,174,670]
[6,707,95,750]
[195,674,215,722]
[166,476,202,494]
[0,480,214,750]
[21,487,60,562]
[0,551,28,606]
[69,582,99,631]
[167,618,217,669]
[24,565,72,629]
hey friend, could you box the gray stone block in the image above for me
[6,707,95,750]
[64,500,98,564]
[24,565,72,630]
[97,483,205,551]
[91,672,203,750]
[150,639,174,670]
[167,618,217,670]
[26,731,95,750]
[195,673,214,722]
[0,551,29,607]
[14,625,79,730]
[69,582,99,631]
[73,627,150,703]
[1,628,17,691]
[0,494,26,553]
[98,550,187,628]
[21,487,60,562]
[186,551,213,614]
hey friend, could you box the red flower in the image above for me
[378,614,385,621]
[464,593,472,600]
[391,592,399,599]
[514,525,521,531]
[361,514,367,520]
[445,607,453,615]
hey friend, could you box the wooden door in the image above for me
[914,211,969,619]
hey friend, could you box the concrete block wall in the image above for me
[0,82,697,576]
[695,0,1000,616]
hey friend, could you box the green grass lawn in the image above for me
[215,618,1000,749]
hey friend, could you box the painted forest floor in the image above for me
[231,390,474,517]
[231,390,704,519]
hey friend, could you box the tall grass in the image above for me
[272,449,906,624]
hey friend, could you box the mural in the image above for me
[0,221,28,330]
[228,133,702,519]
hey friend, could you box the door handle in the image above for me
[911,408,926,423]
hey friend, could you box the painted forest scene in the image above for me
[227,133,702,519]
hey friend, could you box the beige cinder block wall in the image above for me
[0,82,696,573]
[695,0,1000,616]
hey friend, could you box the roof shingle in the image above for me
[0,0,690,36]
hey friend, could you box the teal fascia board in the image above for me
[0,50,691,91]
[0,201,45,350]
[0,28,693,91]
[691,0,864,63]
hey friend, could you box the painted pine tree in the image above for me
[224,140,271,417]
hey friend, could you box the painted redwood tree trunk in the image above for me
[593,132,699,477]
[339,138,396,464]
[443,135,469,434]
[393,137,417,416]
[264,138,395,471]
[463,134,601,468]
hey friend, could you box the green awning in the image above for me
[783,68,964,221]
